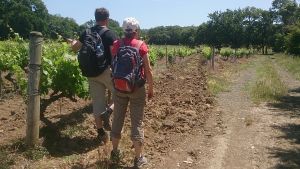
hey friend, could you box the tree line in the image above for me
[1,0,299,55]
[0,0,122,40]
[146,0,300,55]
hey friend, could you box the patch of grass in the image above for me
[208,56,257,95]
[61,125,88,138]
[23,146,49,160]
[249,60,287,103]
[0,139,51,168]
[11,139,49,161]
[275,54,300,80]
[0,147,15,169]
[208,75,229,95]
[63,154,80,165]
[238,58,256,70]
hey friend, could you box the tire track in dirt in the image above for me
[208,62,257,169]
[268,60,300,168]
[208,57,300,169]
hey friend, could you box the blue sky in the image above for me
[43,0,277,29]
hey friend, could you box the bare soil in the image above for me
[1,56,299,169]
[0,55,214,168]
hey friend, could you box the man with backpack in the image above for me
[69,8,117,144]
[110,17,153,168]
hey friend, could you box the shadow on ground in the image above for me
[39,104,103,157]
[269,124,300,169]
[268,87,300,168]
[73,161,134,169]
[269,87,300,118]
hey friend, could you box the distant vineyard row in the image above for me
[0,38,196,100]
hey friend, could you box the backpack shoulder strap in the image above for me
[119,39,125,47]
[135,40,144,51]
[86,28,92,35]
[98,27,109,36]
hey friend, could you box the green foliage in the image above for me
[236,48,249,58]
[0,0,49,39]
[285,22,300,55]
[0,40,89,99]
[41,42,89,98]
[220,48,233,58]
[108,19,123,38]
[273,32,285,52]
[147,26,197,46]
[147,45,195,66]
[272,0,299,25]
[148,46,158,66]
[0,40,28,71]
[49,15,79,39]
[11,65,27,96]
[78,19,122,38]
[156,48,165,59]
[202,46,212,60]
[52,58,89,99]
[275,54,300,80]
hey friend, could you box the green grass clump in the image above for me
[61,125,88,138]
[23,146,49,160]
[208,75,229,95]
[275,54,300,80]
[250,61,287,103]
[0,148,15,169]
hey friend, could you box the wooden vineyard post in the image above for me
[174,48,176,63]
[165,46,168,67]
[0,71,2,97]
[211,46,215,70]
[26,31,43,147]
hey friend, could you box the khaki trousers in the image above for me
[111,86,146,143]
[88,68,113,117]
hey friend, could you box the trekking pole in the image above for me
[26,31,43,147]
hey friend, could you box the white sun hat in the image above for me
[122,17,140,33]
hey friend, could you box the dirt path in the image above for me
[207,57,300,169]
[154,56,300,169]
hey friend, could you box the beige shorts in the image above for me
[111,86,146,143]
[88,68,113,117]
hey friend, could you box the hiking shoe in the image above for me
[97,130,109,145]
[134,156,147,168]
[100,108,113,131]
[110,149,121,164]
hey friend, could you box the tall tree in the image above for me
[285,22,300,55]
[78,19,122,38]
[272,0,299,25]
[48,15,79,39]
[0,0,49,39]
[243,7,263,48]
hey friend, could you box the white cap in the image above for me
[122,17,140,33]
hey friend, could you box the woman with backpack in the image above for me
[110,17,154,168]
